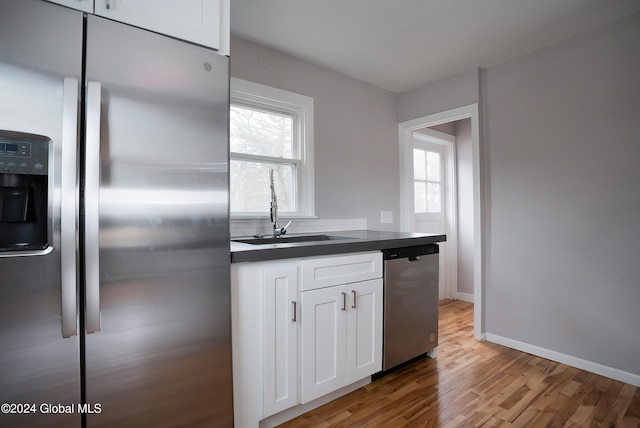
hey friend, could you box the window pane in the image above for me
[414,181,426,213]
[230,160,295,213]
[413,149,426,180]
[427,182,441,213]
[230,105,293,158]
[426,151,440,181]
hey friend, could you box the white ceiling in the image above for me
[230,0,640,93]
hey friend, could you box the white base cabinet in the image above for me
[300,278,382,403]
[263,263,299,416]
[231,259,299,428]
[232,251,383,428]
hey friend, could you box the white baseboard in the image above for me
[485,333,640,387]
[455,292,474,303]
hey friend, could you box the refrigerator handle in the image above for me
[61,77,79,338]
[85,81,102,334]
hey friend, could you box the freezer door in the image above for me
[83,15,232,427]
[0,1,82,427]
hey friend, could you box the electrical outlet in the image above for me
[380,211,393,224]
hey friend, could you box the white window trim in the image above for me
[230,77,315,218]
[413,143,445,215]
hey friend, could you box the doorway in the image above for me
[412,129,456,301]
[398,104,483,341]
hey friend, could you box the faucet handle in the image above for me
[274,221,292,237]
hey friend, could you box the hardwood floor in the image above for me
[278,300,640,427]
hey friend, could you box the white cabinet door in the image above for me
[263,264,299,417]
[232,262,264,428]
[300,285,347,403]
[48,0,94,13]
[232,259,299,427]
[346,279,383,384]
[300,278,383,403]
[94,0,228,52]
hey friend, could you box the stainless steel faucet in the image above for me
[270,169,291,238]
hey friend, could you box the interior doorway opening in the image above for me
[412,128,457,301]
[398,104,483,341]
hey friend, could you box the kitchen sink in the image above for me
[232,234,353,245]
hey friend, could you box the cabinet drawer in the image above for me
[300,252,382,291]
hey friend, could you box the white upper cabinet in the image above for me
[48,0,94,13]
[49,0,230,53]
[95,0,229,53]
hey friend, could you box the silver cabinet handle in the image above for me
[85,81,102,334]
[61,77,79,338]
[105,0,112,10]
[291,301,297,322]
[342,291,347,311]
[351,290,357,309]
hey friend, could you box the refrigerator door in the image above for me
[83,15,232,427]
[0,1,82,427]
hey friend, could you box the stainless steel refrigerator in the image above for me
[0,0,232,426]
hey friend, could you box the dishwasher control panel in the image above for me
[383,244,439,260]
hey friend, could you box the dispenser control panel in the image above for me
[0,141,31,157]
[0,132,49,175]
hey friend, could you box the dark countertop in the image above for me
[230,230,446,263]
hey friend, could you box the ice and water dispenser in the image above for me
[0,130,50,252]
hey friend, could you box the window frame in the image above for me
[413,147,443,214]
[230,78,315,218]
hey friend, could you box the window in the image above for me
[230,78,314,217]
[413,148,442,213]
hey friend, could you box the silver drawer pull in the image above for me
[341,292,347,311]
[351,290,357,309]
[291,301,297,322]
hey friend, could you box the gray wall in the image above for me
[482,12,640,375]
[397,68,480,123]
[397,11,640,378]
[230,37,399,231]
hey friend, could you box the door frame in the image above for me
[398,103,484,341]
[412,129,458,301]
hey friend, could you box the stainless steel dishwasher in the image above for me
[382,244,439,371]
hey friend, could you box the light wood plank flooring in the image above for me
[279,300,640,427]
